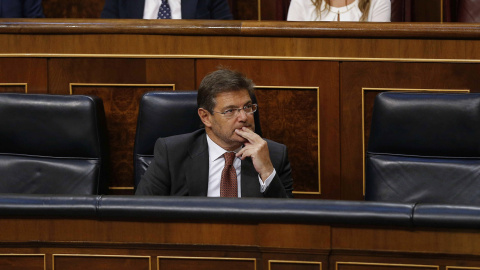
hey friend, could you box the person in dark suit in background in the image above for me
[101,0,233,20]
[0,0,44,18]
[136,69,294,198]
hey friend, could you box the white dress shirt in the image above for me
[143,0,182,19]
[287,0,391,22]
[206,134,275,197]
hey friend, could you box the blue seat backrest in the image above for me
[0,93,109,195]
[366,92,480,205]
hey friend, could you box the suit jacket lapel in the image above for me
[181,0,197,19]
[241,158,262,197]
[185,132,209,196]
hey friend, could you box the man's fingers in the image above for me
[236,148,251,160]
[235,127,258,142]
[236,148,245,159]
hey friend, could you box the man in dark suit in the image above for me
[101,0,233,20]
[0,0,45,18]
[136,69,293,198]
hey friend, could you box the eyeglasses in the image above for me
[213,104,258,118]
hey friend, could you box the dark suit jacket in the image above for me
[136,129,294,198]
[101,0,233,19]
[0,0,44,18]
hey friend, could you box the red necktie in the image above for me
[220,152,238,197]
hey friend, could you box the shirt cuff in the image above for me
[258,169,276,193]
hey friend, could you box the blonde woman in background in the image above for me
[287,0,391,22]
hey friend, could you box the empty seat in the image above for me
[0,93,110,195]
[133,91,200,188]
[366,92,480,205]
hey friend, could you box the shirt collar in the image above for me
[206,134,242,162]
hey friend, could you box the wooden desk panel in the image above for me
[0,217,479,270]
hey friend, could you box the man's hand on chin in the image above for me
[235,127,274,182]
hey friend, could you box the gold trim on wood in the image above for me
[256,85,321,195]
[2,54,480,64]
[52,254,151,270]
[336,262,439,270]
[69,83,176,95]
[441,0,444,23]
[361,87,470,195]
[157,256,256,270]
[447,267,480,270]
[258,0,261,21]
[109,186,135,190]
[269,260,322,270]
[0,83,28,93]
[0,254,45,270]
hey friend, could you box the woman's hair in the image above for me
[312,0,371,21]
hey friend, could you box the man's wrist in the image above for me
[258,169,276,193]
[260,168,274,182]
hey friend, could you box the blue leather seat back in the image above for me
[134,91,201,188]
[0,93,109,195]
[366,92,480,205]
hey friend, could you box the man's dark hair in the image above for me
[197,68,255,113]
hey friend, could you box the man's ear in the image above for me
[198,108,212,127]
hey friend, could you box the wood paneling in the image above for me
[48,58,147,95]
[3,20,480,39]
[2,34,479,61]
[146,59,195,90]
[0,219,258,246]
[157,256,255,270]
[71,85,174,190]
[231,0,258,20]
[48,58,194,94]
[255,87,319,194]
[269,260,322,270]
[196,60,340,198]
[336,262,438,270]
[0,217,479,269]
[259,224,331,249]
[332,226,480,255]
[3,21,480,61]
[340,62,480,200]
[0,254,44,270]
[413,0,442,22]
[43,0,103,18]
[0,58,47,94]
[260,0,277,20]
[53,255,150,270]
[0,84,27,93]
[47,58,194,192]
